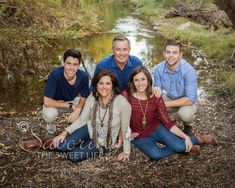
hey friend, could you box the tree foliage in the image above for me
[0,0,101,32]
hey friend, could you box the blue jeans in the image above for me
[57,125,99,162]
[132,124,198,160]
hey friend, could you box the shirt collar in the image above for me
[164,60,181,73]
[111,55,132,68]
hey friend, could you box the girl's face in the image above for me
[97,76,113,98]
[133,72,148,94]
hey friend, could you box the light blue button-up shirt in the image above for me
[154,59,198,103]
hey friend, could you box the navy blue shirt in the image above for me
[44,67,89,101]
[95,55,142,91]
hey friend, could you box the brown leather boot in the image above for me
[20,137,54,151]
[190,145,200,155]
[197,135,218,146]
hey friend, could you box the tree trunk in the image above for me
[213,0,235,28]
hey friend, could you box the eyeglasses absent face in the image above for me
[112,40,131,64]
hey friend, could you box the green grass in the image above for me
[160,19,235,60]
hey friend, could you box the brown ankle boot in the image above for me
[20,137,54,151]
[197,135,218,146]
[190,145,200,155]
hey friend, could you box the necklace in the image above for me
[137,98,148,128]
[98,94,114,127]
[98,103,108,127]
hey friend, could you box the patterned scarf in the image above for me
[91,94,116,150]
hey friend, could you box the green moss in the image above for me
[42,0,62,9]
[55,11,66,18]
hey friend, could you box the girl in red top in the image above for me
[122,66,217,160]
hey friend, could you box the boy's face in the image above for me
[163,45,182,68]
[63,56,80,80]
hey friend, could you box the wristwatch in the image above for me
[68,102,73,109]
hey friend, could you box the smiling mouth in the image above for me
[137,87,145,90]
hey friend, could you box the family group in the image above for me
[21,35,217,162]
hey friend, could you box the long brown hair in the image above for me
[127,66,153,98]
[91,69,120,149]
[92,69,120,100]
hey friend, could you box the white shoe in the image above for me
[46,123,56,135]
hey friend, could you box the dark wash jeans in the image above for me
[58,125,99,162]
[132,124,198,160]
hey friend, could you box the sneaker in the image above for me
[46,123,56,135]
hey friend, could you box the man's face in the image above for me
[163,45,182,68]
[112,40,131,64]
[63,57,80,80]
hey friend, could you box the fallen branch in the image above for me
[165,4,232,29]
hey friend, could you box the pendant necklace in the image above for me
[137,98,148,128]
[98,103,109,127]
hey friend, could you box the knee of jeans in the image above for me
[67,151,83,162]
[42,108,58,123]
[149,153,162,160]
[57,141,70,152]
[171,141,185,153]
[144,150,162,160]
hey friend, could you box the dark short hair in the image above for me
[92,69,120,100]
[127,66,153,98]
[112,35,130,49]
[164,39,182,52]
[63,48,82,63]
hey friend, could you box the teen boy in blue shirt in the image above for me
[154,39,198,134]
[43,49,89,134]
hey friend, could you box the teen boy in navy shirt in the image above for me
[43,49,89,134]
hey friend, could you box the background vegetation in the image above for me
[131,0,235,102]
[0,0,102,92]
[0,0,234,102]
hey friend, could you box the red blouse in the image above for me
[122,91,175,138]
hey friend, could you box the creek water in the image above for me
[0,1,204,116]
